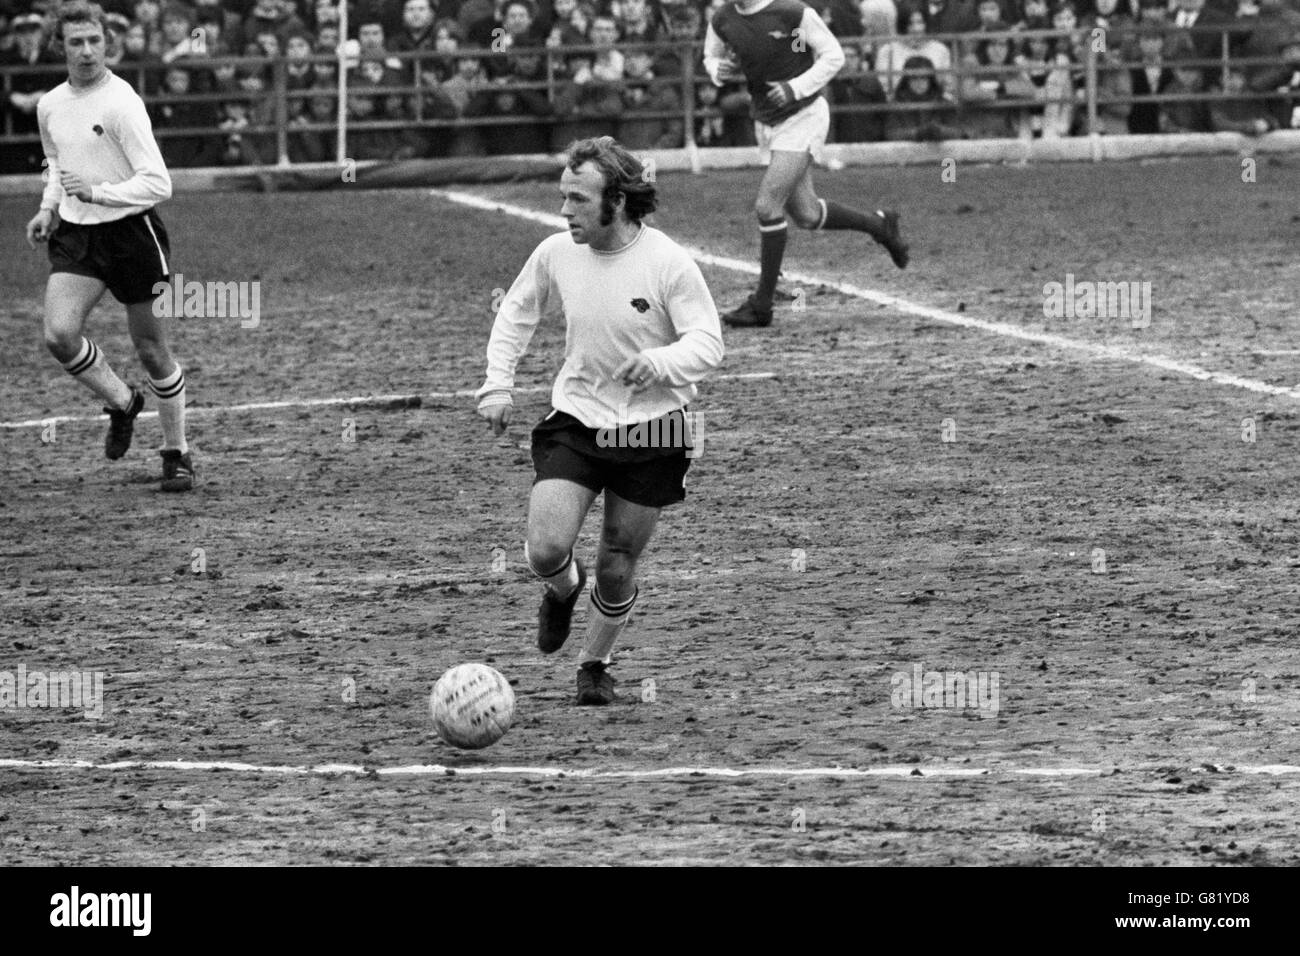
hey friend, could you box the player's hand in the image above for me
[59,170,94,202]
[26,209,55,249]
[714,59,744,83]
[764,80,794,109]
[614,354,659,393]
[479,401,512,436]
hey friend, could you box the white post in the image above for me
[336,0,348,166]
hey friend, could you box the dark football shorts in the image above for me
[531,408,696,509]
[48,208,170,305]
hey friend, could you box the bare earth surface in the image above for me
[1,156,1298,865]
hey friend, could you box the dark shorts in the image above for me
[530,408,695,509]
[48,209,170,305]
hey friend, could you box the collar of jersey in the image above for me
[69,69,112,95]
[591,223,646,257]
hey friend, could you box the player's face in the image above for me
[560,162,618,247]
[63,22,108,86]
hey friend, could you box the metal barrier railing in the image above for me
[1,26,1295,169]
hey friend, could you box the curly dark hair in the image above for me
[566,135,658,226]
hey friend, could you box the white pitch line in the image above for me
[0,373,778,431]
[1,757,1298,779]
[431,189,1300,402]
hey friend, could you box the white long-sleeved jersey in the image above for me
[38,70,172,224]
[476,225,725,431]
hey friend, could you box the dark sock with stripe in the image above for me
[756,218,787,310]
[820,201,887,242]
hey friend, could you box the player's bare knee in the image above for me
[44,329,81,363]
[525,537,570,575]
[594,562,635,600]
[754,196,785,222]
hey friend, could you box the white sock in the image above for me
[580,585,637,665]
[148,365,188,454]
[63,338,131,410]
[526,544,580,598]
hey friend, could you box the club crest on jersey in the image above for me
[630,298,650,313]
[92,124,104,135]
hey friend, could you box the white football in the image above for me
[430,663,516,749]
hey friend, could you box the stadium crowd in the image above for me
[2,0,1299,169]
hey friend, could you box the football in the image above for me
[429,663,516,749]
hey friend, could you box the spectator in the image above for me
[1171,0,1231,61]
[392,0,439,82]
[486,0,543,78]
[354,17,405,70]
[1082,0,1136,35]
[153,62,221,166]
[860,0,900,39]
[1016,25,1076,134]
[245,0,307,44]
[653,0,702,80]
[921,0,979,34]
[589,14,624,81]
[460,0,497,47]
[550,48,623,150]
[1161,32,1213,130]
[546,0,587,47]
[285,30,317,120]
[618,0,659,43]
[134,0,165,53]
[484,46,552,153]
[195,0,244,52]
[441,52,495,154]
[428,18,462,80]
[159,3,200,63]
[1013,0,1051,28]
[1,12,55,173]
[830,38,888,141]
[1127,25,1173,132]
[289,86,338,161]
[876,4,953,96]
[617,47,684,148]
[1091,21,1133,132]
[1238,0,1300,124]
[959,29,1036,136]
[814,0,869,36]
[347,57,404,158]
[1135,0,1167,27]
[1209,63,1280,131]
[692,74,756,145]
[974,0,1006,30]
[886,54,963,139]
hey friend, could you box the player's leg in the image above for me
[526,477,599,653]
[786,156,910,270]
[721,148,810,329]
[44,272,145,459]
[126,299,194,490]
[575,489,662,705]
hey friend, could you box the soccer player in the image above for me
[703,0,911,328]
[476,136,724,706]
[24,1,194,492]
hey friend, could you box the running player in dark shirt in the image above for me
[704,0,910,328]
